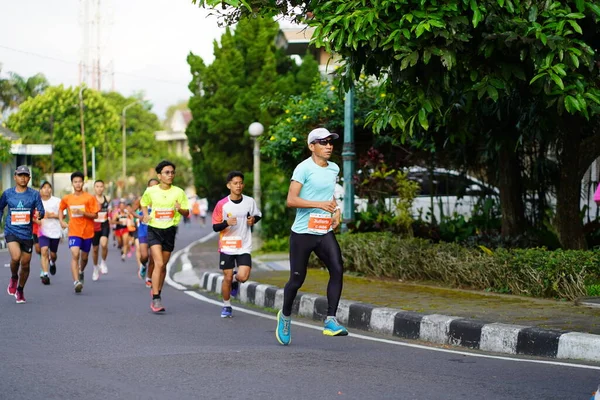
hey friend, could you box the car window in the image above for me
[408,171,495,197]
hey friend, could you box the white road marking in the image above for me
[168,233,600,371]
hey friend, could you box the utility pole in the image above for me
[341,84,355,233]
[79,85,87,178]
[50,115,55,188]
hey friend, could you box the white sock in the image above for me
[223,299,232,307]
[232,274,238,283]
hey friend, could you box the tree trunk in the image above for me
[555,127,587,249]
[498,145,527,237]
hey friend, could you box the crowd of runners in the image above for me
[2,127,350,344]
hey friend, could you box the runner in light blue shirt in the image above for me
[275,128,348,346]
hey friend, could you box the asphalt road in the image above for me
[1,221,599,399]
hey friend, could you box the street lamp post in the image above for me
[78,85,87,178]
[248,122,264,234]
[122,100,142,191]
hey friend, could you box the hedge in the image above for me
[307,232,600,300]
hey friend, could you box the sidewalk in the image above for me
[174,236,600,363]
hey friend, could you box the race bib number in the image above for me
[308,213,332,234]
[11,210,31,226]
[154,208,175,221]
[94,211,108,223]
[221,236,242,251]
[118,217,128,226]
[70,205,85,218]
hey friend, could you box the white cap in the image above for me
[307,128,339,145]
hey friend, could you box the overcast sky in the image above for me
[0,0,226,119]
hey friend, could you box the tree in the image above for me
[6,85,120,176]
[195,0,600,249]
[100,91,163,186]
[186,17,320,203]
[0,65,48,113]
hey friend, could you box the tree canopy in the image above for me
[7,85,120,175]
[194,0,600,248]
[186,16,320,203]
[0,64,49,114]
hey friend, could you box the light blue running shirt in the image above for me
[290,157,339,235]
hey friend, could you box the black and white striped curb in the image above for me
[200,271,600,363]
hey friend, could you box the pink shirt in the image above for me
[594,183,600,202]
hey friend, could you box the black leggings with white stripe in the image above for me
[282,231,344,317]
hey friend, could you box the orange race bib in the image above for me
[11,210,31,226]
[154,208,175,221]
[94,211,108,223]
[70,205,85,218]
[221,236,242,251]
[308,213,332,234]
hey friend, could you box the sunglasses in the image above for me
[312,139,335,146]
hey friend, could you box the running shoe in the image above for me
[7,277,17,296]
[276,310,291,345]
[230,271,239,297]
[78,271,85,284]
[41,274,50,285]
[151,297,165,313]
[323,317,348,337]
[15,290,26,304]
[92,265,100,281]
[145,278,152,288]
[138,264,147,280]
[49,261,56,276]
[221,306,233,318]
[100,260,108,275]
[74,281,83,293]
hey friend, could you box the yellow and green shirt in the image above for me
[140,185,189,229]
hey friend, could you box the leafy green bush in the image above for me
[351,148,419,234]
[587,285,600,297]
[307,232,600,300]
[258,235,290,253]
[259,163,295,239]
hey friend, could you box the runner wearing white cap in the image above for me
[275,128,348,345]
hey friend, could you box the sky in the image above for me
[0,0,226,120]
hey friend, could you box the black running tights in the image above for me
[282,231,343,317]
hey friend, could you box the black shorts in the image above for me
[32,234,39,244]
[6,234,33,254]
[219,253,252,270]
[147,226,178,253]
[92,223,110,246]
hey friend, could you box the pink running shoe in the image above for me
[7,278,17,296]
[15,290,26,304]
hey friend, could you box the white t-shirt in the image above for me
[212,195,261,255]
[40,196,62,239]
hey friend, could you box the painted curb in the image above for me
[199,271,600,364]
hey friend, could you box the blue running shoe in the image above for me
[138,264,147,280]
[276,310,291,345]
[221,306,233,318]
[230,271,239,297]
[323,317,348,336]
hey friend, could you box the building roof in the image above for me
[0,125,19,140]
[154,131,188,142]
[180,110,192,125]
[276,27,318,56]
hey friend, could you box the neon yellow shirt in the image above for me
[140,185,189,229]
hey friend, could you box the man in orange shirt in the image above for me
[59,171,99,293]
